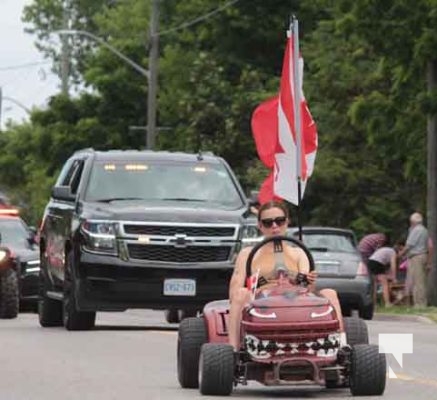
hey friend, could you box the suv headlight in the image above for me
[81,220,117,255]
[240,224,262,247]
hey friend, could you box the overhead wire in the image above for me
[156,0,241,37]
[0,60,51,71]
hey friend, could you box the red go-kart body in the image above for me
[177,236,386,396]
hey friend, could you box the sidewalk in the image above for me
[374,312,435,324]
[374,305,437,324]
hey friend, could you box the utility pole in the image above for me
[147,0,160,150]
[60,0,70,96]
[427,59,437,306]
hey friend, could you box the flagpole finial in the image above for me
[288,14,297,37]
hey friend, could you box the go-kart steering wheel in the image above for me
[245,235,315,287]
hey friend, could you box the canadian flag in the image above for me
[251,30,318,205]
[246,269,260,296]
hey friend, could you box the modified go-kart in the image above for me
[177,235,386,396]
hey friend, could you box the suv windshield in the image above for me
[85,160,244,208]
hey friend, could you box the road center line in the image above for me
[394,373,437,388]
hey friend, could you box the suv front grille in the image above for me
[123,224,235,237]
[127,244,231,263]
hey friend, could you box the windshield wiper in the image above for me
[95,197,146,203]
[161,198,207,202]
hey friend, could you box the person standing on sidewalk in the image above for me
[399,212,429,307]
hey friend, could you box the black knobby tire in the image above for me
[344,317,369,345]
[359,303,374,320]
[164,309,180,324]
[349,344,386,396]
[38,271,63,327]
[63,252,96,331]
[199,343,234,396]
[177,317,207,388]
[0,269,19,319]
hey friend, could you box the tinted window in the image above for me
[84,161,244,208]
[55,158,75,186]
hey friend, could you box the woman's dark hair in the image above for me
[257,200,289,221]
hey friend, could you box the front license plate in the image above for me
[163,279,196,296]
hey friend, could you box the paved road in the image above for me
[1,311,436,400]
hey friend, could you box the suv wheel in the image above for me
[63,252,96,331]
[164,309,180,324]
[0,268,19,319]
[38,271,63,327]
[359,303,374,320]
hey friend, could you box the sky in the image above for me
[0,0,59,129]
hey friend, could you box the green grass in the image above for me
[376,305,437,323]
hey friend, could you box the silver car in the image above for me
[287,227,374,320]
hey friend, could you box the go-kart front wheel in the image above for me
[199,343,234,396]
[177,317,206,388]
[349,344,386,396]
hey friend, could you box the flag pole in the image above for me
[291,16,303,241]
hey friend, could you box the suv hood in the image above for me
[81,201,250,224]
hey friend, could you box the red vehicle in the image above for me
[177,235,386,396]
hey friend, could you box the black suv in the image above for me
[38,149,259,330]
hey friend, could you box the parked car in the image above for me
[38,149,260,330]
[287,227,374,320]
[0,207,40,311]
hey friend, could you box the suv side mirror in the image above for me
[51,186,76,202]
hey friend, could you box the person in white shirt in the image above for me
[368,246,399,307]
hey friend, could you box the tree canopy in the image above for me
[1,0,436,243]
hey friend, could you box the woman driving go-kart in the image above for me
[177,200,386,397]
[228,200,346,351]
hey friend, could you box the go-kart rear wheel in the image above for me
[349,344,386,396]
[177,317,207,388]
[199,343,234,396]
[344,317,369,345]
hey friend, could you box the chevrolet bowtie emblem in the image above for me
[171,234,191,248]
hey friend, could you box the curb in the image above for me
[374,313,435,324]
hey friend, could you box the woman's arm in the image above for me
[229,247,251,301]
[296,248,318,289]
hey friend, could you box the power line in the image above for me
[0,61,50,72]
[157,0,241,37]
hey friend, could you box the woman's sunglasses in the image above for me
[260,216,287,229]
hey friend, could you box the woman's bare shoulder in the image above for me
[240,246,253,257]
[284,243,306,254]
[238,246,253,259]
